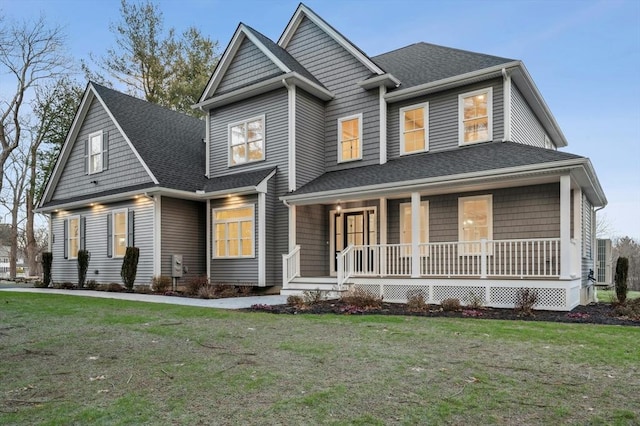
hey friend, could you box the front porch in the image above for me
[282,238,581,311]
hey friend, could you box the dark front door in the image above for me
[334,210,374,272]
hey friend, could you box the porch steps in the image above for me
[280,277,344,299]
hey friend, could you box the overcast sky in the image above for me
[2,0,639,239]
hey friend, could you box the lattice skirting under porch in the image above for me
[349,278,581,311]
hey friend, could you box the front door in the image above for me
[332,208,377,273]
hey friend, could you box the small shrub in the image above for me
[615,257,629,304]
[613,297,640,320]
[302,289,324,305]
[406,290,428,312]
[238,285,253,296]
[341,287,382,309]
[120,247,140,291]
[251,304,274,311]
[53,282,75,289]
[33,280,48,288]
[77,250,90,288]
[466,292,484,309]
[198,285,217,299]
[185,275,209,296]
[134,286,153,294]
[85,280,98,290]
[287,294,305,308]
[41,252,53,287]
[340,305,366,315]
[462,309,484,317]
[104,283,124,292]
[441,298,461,312]
[151,275,172,293]
[514,288,538,316]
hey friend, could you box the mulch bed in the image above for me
[248,301,640,327]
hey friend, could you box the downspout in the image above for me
[502,68,512,142]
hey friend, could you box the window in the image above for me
[67,216,80,259]
[338,114,362,162]
[213,205,255,258]
[400,104,428,155]
[399,201,429,244]
[229,116,264,166]
[88,131,103,174]
[113,209,128,258]
[459,88,492,145]
[458,195,493,254]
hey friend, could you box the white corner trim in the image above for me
[502,69,512,142]
[288,84,297,191]
[153,195,161,277]
[258,192,266,286]
[205,110,211,177]
[206,199,211,281]
[379,86,387,165]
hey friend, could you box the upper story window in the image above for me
[400,103,428,155]
[88,131,103,174]
[459,88,492,145]
[458,194,493,254]
[213,205,255,258]
[338,114,362,163]
[229,115,265,166]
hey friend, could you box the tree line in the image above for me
[0,0,219,278]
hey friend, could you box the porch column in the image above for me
[379,197,387,245]
[258,192,266,286]
[288,204,296,252]
[560,175,572,279]
[573,186,583,278]
[411,192,420,278]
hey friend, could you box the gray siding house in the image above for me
[39,3,606,310]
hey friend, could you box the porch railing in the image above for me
[282,245,301,286]
[344,238,561,280]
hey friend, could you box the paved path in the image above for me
[0,287,288,309]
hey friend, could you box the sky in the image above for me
[1,0,639,239]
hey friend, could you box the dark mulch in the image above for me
[248,300,640,327]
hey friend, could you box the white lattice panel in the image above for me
[489,287,566,309]
[432,286,486,304]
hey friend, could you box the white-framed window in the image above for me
[459,87,492,145]
[399,201,429,244]
[213,205,255,258]
[338,113,362,163]
[67,215,80,259]
[113,209,128,258]
[88,131,103,174]
[229,115,265,166]
[458,195,493,254]
[400,103,428,155]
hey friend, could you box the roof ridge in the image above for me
[372,41,514,62]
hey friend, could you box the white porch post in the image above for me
[288,204,296,252]
[258,192,266,287]
[560,175,572,279]
[411,192,420,278]
[379,197,387,276]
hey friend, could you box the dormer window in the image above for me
[229,115,265,166]
[459,88,493,145]
[88,131,103,174]
[338,114,362,163]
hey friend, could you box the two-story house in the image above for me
[38,4,606,310]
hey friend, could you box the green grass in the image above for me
[1,292,639,425]
[598,288,640,302]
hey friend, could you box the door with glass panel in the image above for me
[334,210,376,274]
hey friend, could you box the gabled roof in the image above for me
[278,3,385,76]
[373,42,514,90]
[283,142,606,207]
[198,23,327,104]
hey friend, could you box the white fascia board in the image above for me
[91,88,159,185]
[385,61,522,103]
[256,168,277,194]
[281,158,593,205]
[240,25,291,73]
[278,4,384,75]
[36,188,158,213]
[358,73,401,90]
[40,84,94,206]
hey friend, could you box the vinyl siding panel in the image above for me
[295,89,325,188]
[216,37,282,94]
[50,198,154,285]
[210,194,259,284]
[296,204,328,276]
[511,83,549,148]
[52,97,153,201]
[582,194,593,286]
[160,197,206,280]
[285,16,380,171]
[387,79,504,158]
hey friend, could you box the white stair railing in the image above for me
[282,245,301,287]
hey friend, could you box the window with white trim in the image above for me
[67,215,80,259]
[459,88,492,145]
[229,116,264,166]
[113,209,128,258]
[399,201,429,244]
[338,114,362,162]
[458,195,493,254]
[88,131,103,174]
[213,205,255,258]
[400,103,428,155]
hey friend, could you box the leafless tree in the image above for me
[596,212,614,239]
[0,143,28,277]
[0,14,70,194]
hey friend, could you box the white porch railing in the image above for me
[342,238,561,280]
[282,245,301,286]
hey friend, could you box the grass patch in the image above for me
[1,292,638,425]
[598,289,640,302]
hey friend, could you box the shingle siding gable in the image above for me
[51,97,153,202]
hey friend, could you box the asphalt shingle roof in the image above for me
[288,142,583,197]
[203,167,276,193]
[372,42,514,89]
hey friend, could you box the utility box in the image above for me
[171,254,183,278]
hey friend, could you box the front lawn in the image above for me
[1,292,638,425]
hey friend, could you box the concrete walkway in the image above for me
[0,287,288,309]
